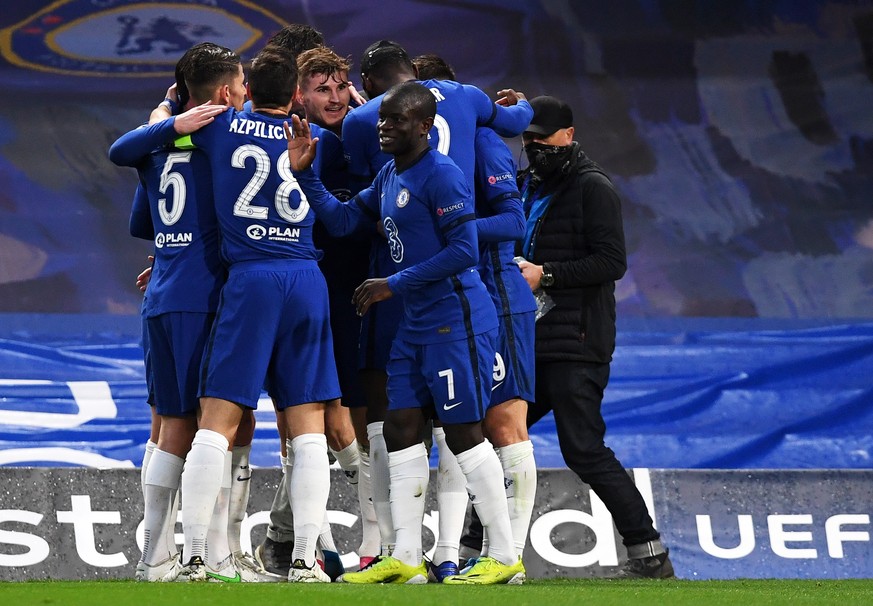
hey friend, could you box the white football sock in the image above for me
[388,442,429,567]
[180,429,228,563]
[228,444,252,554]
[356,444,380,558]
[141,448,183,566]
[318,511,337,553]
[206,450,232,569]
[288,434,329,567]
[497,440,537,554]
[266,454,295,543]
[167,488,180,558]
[141,439,157,494]
[433,427,467,565]
[330,439,360,485]
[367,422,395,553]
[455,440,515,566]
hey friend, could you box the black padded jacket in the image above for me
[518,144,627,364]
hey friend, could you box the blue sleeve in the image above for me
[474,129,524,242]
[464,84,533,137]
[388,219,479,296]
[129,180,154,240]
[108,119,178,167]
[477,195,524,243]
[312,129,351,199]
[342,108,392,195]
[294,167,374,236]
[341,111,375,194]
[387,170,478,295]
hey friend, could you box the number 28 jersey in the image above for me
[191,108,319,266]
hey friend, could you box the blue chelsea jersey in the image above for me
[191,108,320,266]
[356,149,498,344]
[342,79,533,282]
[343,79,533,194]
[137,147,224,316]
[110,123,224,317]
[473,128,537,317]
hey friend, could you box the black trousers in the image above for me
[461,359,659,551]
[531,360,659,547]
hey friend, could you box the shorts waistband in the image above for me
[228,258,320,274]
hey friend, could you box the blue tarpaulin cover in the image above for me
[1,316,869,469]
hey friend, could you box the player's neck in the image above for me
[252,107,289,118]
[394,144,431,173]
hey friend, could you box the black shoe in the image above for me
[616,550,675,579]
[320,550,345,582]
[255,537,294,576]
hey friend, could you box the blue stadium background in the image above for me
[0,0,871,470]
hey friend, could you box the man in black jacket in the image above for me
[516,95,673,578]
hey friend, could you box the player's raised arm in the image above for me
[286,117,373,237]
[466,84,533,138]
[109,103,225,167]
[284,115,319,172]
[149,83,179,124]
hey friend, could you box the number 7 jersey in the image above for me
[191,108,320,265]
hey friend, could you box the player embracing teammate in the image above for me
[110,30,567,586]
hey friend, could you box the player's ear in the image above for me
[218,84,230,105]
[245,82,253,102]
[420,116,434,136]
[361,74,373,97]
[293,85,304,107]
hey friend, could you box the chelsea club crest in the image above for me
[0,0,285,77]
[396,188,410,208]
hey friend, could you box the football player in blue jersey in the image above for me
[414,57,538,582]
[458,127,538,578]
[287,81,525,585]
[120,46,341,583]
[181,46,341,584]
[341,40,534,572]
[110,43,279,583]
[253,44,368,581]
[296,45,380,572]
[238,26,328,579]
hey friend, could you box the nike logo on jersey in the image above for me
[237,475,251,482]
[491,381,504,392]
[443,401,463,411]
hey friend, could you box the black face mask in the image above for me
[524,141,574,177]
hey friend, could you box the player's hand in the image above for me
[135,256,154,293]
[284,115,319,172]
[496,88,526,106]
[516,259,543,291]
[348,83,367,107]
[165,83,179,105]
[353,278,393,316]
[149,83,180,124]
[172,102,226,135]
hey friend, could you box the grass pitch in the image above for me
[1,579,871,606]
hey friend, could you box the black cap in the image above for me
[360,40,410,76]
[525,95,573,136]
